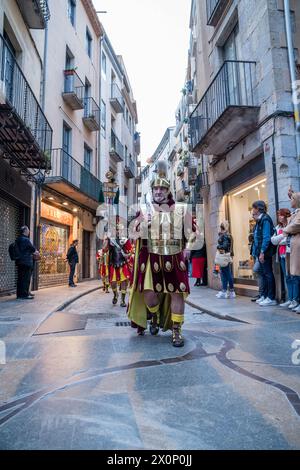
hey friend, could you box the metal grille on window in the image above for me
[0,195,21,295]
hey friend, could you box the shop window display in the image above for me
[228,176,267,281]
[40,224,69,277]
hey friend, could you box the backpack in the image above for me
[8,241,21,261]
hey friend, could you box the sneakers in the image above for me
[259,297,277,307]
[228,291,236,299]
[288,300,299,310]
[279,300,292,308]
[256,296,265,304]
[216,291,228,299]
[293,305,300,314]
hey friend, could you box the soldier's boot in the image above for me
[171,314,184,347]
[147,304,160,336]
[112,289,118,305]
[120,291,127,307]
[137,326,145,336]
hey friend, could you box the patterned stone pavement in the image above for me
[0,285,299,450]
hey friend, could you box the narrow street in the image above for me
[0,284,299,450]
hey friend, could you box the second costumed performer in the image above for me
[127,163,193,347]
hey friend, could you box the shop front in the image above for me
[39,202,74,288]
[223,155,267,292]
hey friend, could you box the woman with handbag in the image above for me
[215,221,236,299]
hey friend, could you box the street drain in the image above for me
[85,313,119,320]
[115,321,131,327]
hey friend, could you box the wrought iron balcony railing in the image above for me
[110,129,124,162]
[16,0,50,29]
[0,34,52,169]
[124,156,136,178]
[83,97,100,131]
[62,69,85,110]
[189,60,257,152]
[48,148,102,202]
[206,0,230,26]
[110,82,124,113]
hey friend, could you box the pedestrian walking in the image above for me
[215,221,236,299]
[191,242,207,286]
[67,240,79,287]
[15,226,37,300]
[271,208,294,308]
[251,200,277,307]
[283,192,300,314]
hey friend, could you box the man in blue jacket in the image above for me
[16,226,36,300]
[251,201,276,306]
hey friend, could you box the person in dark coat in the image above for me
[67,240,79,287]
[16,226,36,300]
[191,242,207,286]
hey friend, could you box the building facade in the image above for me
[0,0,52,294]
[40,0,103,287]
[100,32,140,223]
[189,0,300,295]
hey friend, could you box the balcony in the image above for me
[16,0,50,29]
[124,156,136,179]
[189,60,259,156]
[206,0,230,27]
[110,82,124,114]
[83,97,100,131]
[134,131,141,155]
[45,149,102,210]
[109,129,124,162]
[0,35,52,170]
[62,70,84,110]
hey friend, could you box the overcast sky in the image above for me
[93,0,191,163]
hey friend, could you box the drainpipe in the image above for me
[284,0,300,167]
[98,35,103,181]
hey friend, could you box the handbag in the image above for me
[214,251,232,268]
[33,251,41,261]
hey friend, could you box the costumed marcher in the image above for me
[103,234,133,307]
[96,248,110,293]
[127,162,199,347]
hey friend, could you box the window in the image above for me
[86,28,92,58]
[126,108,129,126]
[62,122,72,155]
[102,52,107,75]
[101,100,106,135]
[68,0,76,27]
[84,144,92,172]
[129,115,132,133]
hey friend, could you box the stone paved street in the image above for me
[0,283,299,450]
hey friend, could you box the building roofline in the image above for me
[82,0,104,37]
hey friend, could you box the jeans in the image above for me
[280,257,295,301]
[291,275,300,302]
[69,262,76,286]
[256,257,276,300]
[220,265,234,291]
[17,264,33,298]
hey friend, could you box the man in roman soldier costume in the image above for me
[127,162,194,347]
[103,230,133,307]
[96,248,110,293]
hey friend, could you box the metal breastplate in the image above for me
[147,209,183,256]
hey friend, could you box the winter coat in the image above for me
[217,232,233,255]
[67,246,79,265]
[16,235,36,268]
[283,209,300,276]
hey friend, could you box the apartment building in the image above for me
[0,0,52,294]
[100,32,140,223]
[41,0,103,287]
[189,0,300,295]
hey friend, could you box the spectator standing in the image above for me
[271,209,294,308]
[251,201,276,307]
[216,221,236,299]
[67,240,79,287]
[283,192,300,314]
[16,226,37,300]
[191,242,207,287]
